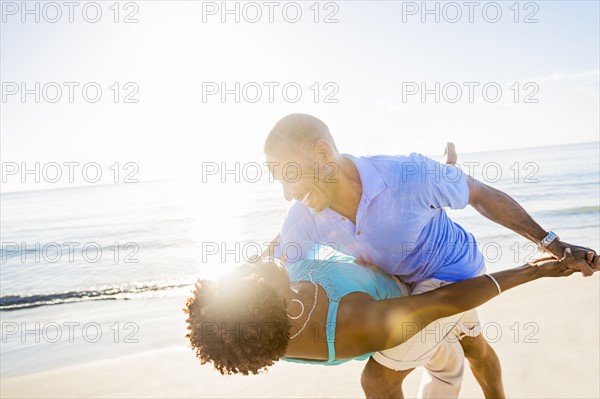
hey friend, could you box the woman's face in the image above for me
[237,259,292,298]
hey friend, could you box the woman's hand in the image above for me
[529,248,580,278]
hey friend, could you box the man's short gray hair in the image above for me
[264,113,338,155]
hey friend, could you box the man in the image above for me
[261,113,598,398]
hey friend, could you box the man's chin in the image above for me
[303,196,328,212]
[310,203,328,213]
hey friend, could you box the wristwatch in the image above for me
[539,231,559,251]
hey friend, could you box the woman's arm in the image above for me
[356,249,583,353]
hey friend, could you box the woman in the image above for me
[184,249,585,380]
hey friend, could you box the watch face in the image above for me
[543,232,558,247]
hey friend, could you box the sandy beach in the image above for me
[2,273,598,399]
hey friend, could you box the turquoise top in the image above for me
[281,254,404,365]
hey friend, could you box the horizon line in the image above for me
[1,140,598,195]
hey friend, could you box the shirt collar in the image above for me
[343,154,386,203]
[305,154,386,216]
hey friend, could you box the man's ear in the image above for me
[313,139,333,162]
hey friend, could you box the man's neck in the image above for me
[328,156,362,224]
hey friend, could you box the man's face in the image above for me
[265,146,334,213]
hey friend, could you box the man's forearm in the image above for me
[468,180,563,256]
[467,177,598,274]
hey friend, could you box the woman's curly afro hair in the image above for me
[184,273,291,375]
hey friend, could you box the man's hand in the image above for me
[530,248,579,278]
[545,240,599,276]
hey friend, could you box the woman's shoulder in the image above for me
[290,255,403,301]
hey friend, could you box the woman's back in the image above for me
[282,254,407,365]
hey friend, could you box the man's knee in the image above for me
[361,358,392,389]
[460,334,492,361]
[361,357,412,398]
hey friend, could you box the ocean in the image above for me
[1,142,598,311]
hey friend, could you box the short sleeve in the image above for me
[410,153,470,210]
[273,203,316,265]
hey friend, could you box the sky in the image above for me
[1,0,599,192]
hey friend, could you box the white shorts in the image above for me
[372,275,483,371]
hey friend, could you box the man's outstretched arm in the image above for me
[467,177,599,275]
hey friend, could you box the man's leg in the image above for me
[367,324,466,399]
[361,357,414,399]
[460,334,506,399]
[418,339,465,398]
[410,277,505,398]
[442,140,505,396]
[444,142,457,165]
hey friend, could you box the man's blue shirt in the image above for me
[274,153,485,284]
